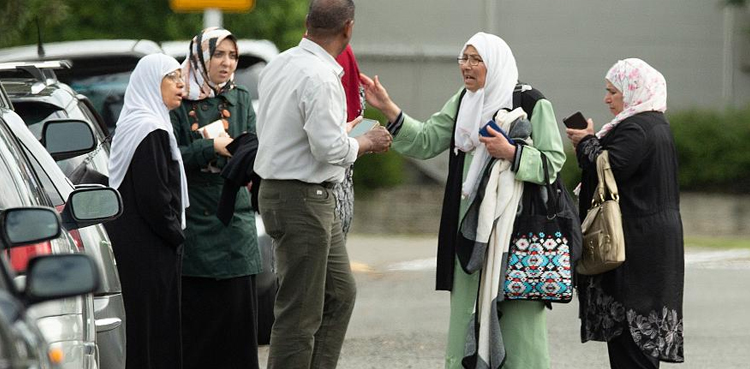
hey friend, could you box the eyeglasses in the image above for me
[457,56,484,67]
[165,71,184,84]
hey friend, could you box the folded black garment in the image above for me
[217,132,261,226]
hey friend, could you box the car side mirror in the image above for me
[61,186,123,230]
[41,119,96,161]
[0,207,61,248]
[24,254,99,305]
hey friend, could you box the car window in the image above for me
[234,62,266,101]
[78,99,110,142]
[0,118,47,210]
[10,102,66,139]
[69,72,131,132]
[20,146,65,206]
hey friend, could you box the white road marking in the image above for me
[351,249,750,274]
[385,257,437,272]
[684,249,750,270]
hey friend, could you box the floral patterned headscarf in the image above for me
[596,58,667,138]
[182,27,237,100]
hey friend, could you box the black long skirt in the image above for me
[181,275,259,369]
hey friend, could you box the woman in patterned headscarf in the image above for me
[169,27,262,369]
[567,58,685,369]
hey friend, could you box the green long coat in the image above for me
[392,88,565,369]
[170,86,261,278]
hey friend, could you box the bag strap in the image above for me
[540,154,559,219]
[594,151,619,205]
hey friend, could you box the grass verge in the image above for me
[684,236,750,250]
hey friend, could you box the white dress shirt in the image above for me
[254,38,359,184]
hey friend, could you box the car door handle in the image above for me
[95,317,122,332]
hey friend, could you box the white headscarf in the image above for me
[596,58,667,138]
[454,32,519,199]
[182,27,237,100]
[109,53,190,229]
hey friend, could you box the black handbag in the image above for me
[503,154,581,303]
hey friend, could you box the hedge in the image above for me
[555,107,750,195]
[669,106,750,193]
[354,106,750,195]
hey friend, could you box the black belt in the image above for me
[263,179,336,189]
[319,181,336,189]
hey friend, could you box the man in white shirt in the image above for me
[254,0,392,367]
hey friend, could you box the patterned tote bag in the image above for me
[503,154,581,303]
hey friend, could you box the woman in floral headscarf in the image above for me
[169,27,261,369]
[567,58,685,368]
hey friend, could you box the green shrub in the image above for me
[669,106,750,193]
[557,107,750,195]
[559,148,582,194]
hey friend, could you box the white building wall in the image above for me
[353,0,746,125]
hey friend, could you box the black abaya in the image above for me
[576,112,684,363]
[105,130,184,369]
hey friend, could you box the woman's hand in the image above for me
[213,136,233,157]
[360,73,401,122]
[566,118,595,148]
[479,126,516,160]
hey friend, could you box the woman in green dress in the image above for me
[169,27,262,369]
[361,32,565,368]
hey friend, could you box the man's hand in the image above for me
[213,136,233,157]
[360,73,401,122]
[356,126,392,156]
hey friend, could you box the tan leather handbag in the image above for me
[577,151,626,275]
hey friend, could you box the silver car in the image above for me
[1,61,127,369]
[0,207,103,369]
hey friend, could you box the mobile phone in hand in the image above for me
[479,120,514,144]
[563,111,588,129]
[348,118,379,137]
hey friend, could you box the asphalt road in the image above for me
[259,235,750,368]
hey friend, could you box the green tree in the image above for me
[3,0,308,52]
[0,0,68,46]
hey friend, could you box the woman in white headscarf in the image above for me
[106,53,188,369]
[567,58,684,368]
[362,32,565,368]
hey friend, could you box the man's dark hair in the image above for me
[307,0,355,38]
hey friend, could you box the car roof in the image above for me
[0,40,163,79]
[3,81,77,111]
[0,63,80,112]
[0,39,162,62]
[161,39,279,64]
